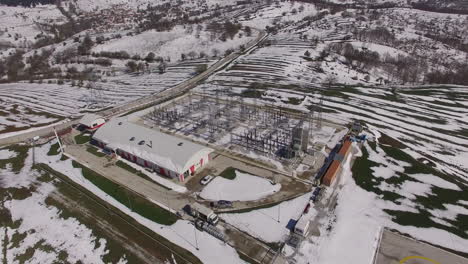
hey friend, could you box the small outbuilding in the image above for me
[79,114,106,131]
[92,118,214,182]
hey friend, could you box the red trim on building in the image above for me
[87,122,105,130]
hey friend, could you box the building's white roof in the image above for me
[79,113,104,127]
[92,118,214,174]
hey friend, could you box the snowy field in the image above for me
[239,1,317,30]
[199,170,281,201]
[199,81,468,262]
[93,25,257,63]
[0,140,246,264]
[0,60,207,134]
[290,141,468,264]
[196,34,375,94]
[0,4,65,47]
[0,144,128,263]
[34,141,244,264]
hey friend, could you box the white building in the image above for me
[79,114,106,131]
[92,118,214,182]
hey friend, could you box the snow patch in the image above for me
[200,170,280,201]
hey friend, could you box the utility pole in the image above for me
[193,223,199,250]
[30,138,36,166]
[53,127,64,153]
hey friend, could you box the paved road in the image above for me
[0,119,79,147]
[374,229,468,264]
[0,30,267,147]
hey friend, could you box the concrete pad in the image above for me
[374,229,468,264]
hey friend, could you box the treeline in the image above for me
[425,64,468,85]
[292,0,398,10]
[424,33,468,53]
[0,49,61,82]
[354,27,395,46]
[328,42,380,69]
[411,1,468,15]
[323,42,430,84]
[0,0,54,7]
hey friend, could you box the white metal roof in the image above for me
[191,202,215,217]
[92,118,214,174]
[79,113,104,127]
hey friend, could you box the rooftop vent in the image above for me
[139,140,145,145]
[118,122,122,125]
[177,142,183,146]
[130,137,135,141]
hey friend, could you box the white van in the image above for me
[294,215,311,236]
[190,202,219,225]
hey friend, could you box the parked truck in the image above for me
[189,202,219,225]
[294,213,311,237]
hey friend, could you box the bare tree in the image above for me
[324,75,337,88]
[188,51,197,60]
[211,48,220,57]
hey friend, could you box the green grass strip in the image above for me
[0,144,29,173]
[115,160,171,190]
[47,143,60,156]
[86,146,106,157]
[71,160,177,225]
[74,134,91,144]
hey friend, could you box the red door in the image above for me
[179,174,185,182]
[132,155,137,162]
[144,160,148,167]
[200,158,203,166]
[160,168,166,176]
[190,165,195,174]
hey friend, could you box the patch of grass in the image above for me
[284,97,303,105]
[380,145,455,180]
[384,209,468,239]
[36,171,54,183]
[0,144,29,173]
[71,160,177,225]
[322,88,350,99]
[115,160,171,190]
[368,140,377,151]
[8,186,34,200]
[265,241,283,252]
[378,133,406,149]
[47,143,61,156]
[236,250,259,264]
[241,88,264,98]
[74,133,91,144]
[86,146,106,157]
[351,144,404,202]
[14,239,54,263]
[9,231,28,250]
[219,167,238,180]
[360,139,468,240]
